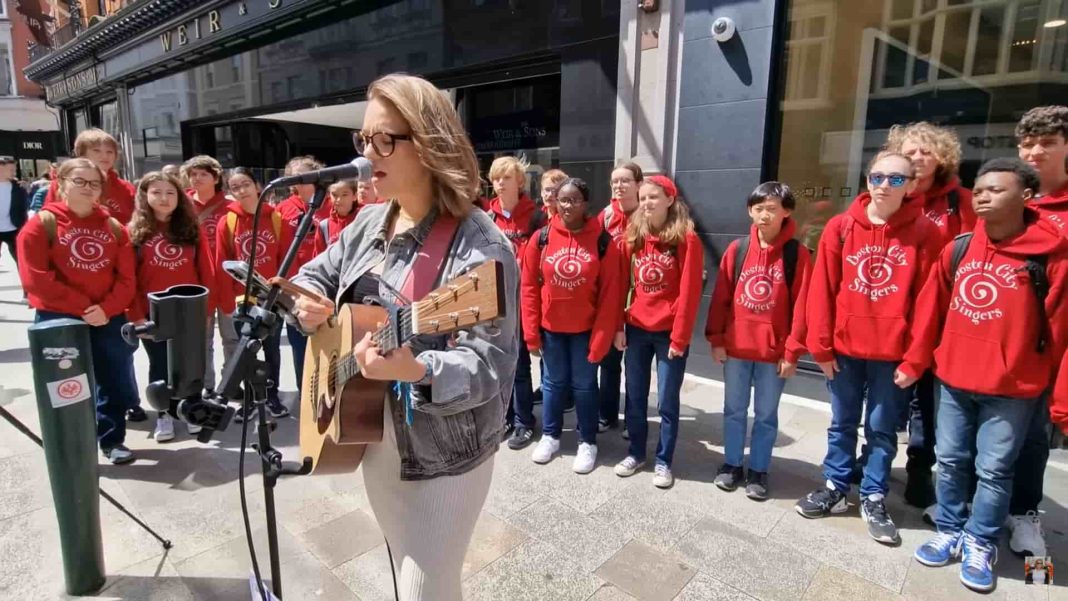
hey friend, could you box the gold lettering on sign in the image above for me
[209,10,221,33]
[177,25,188,45]
[269,0,281,8]
[160,31,173,51]
[194,18,201,39]
[239,3,248,15]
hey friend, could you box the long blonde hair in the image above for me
[625,175,694,249]
[367,74,479,218]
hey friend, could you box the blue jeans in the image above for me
[935,385,1039,545]
[541,330,598,443]
[822,355,907,497]
[285,323,306,391]
[36,311,138,450]
[723,358,786,473]
[624,325,687,467]
[1010,398,1050,515]
[510,320,535,429]
[599,345,624,426]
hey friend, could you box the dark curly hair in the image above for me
[976,157,1041,194]
[128,171,200,247]
[1015,106,1068,141]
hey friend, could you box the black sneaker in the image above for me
[713,463,745,492]
[266,398,290,418]
[904,471,935,508]
[232,403,255,423]
[795,482,848,518]
[126,407,148,422]
[745,470,770,501]
[532,388,543,405]
[507,426,535,450]
[860,494,900,545]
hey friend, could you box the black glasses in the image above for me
[353,131,413,158]
[66,177,103,191]
[868,172,912,188]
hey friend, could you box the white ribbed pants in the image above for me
[362,401,495,601]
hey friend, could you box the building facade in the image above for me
[22,0,1068,390]
[1,0,62,179]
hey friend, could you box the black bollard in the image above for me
[27,318,106,595]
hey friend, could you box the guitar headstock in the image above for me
[411,260,505,336]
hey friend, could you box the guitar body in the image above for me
[299,304,387,474]
[290,260,506,475]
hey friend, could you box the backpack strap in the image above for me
[731,237,750,287]
[946,188,960,216]
[783,238,799,290]
[1023,254,1051,353]
[319,219,331,247]
[602,204,614,231]
[949,232,973,277]
[838,215,855,245]
[536,226,550,284]
[271,210,282,240]
[225,212,238,256]
[596,229,612,260]
[38,209,57,244]
[106,218,123,242]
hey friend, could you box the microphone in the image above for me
[266,157,373,189]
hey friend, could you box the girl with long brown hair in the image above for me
[127,172,216,442]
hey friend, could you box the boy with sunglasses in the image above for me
[796,151,942,546]
[899,158,1068,592]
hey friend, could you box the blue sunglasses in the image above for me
[868,172,912,188]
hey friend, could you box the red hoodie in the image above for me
[44,170,136,225]
[805,193,942,363]
[1030,183,1068,234]
[900,211,1068,406]
[520,216,625,363]
[705,219,811,363]
[921,178,976,248]
[488,194,541,263]
[214,202,295,313]
[314,207,358,254]
[17,203,136,318]
[276,194,330,274]
[189,189,230,263]
[127,226,218,322]
[625,230,705,352]
[598,198,634,240]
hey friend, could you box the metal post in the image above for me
[27,318,106,596]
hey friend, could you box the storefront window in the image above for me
[775,0,1068,250]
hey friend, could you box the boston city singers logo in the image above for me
[635,251,675,294]
[845,244,908,301]
[234,230,271,266]
[149,233,189,270]
[737,264,783,312]
[545,246,591,290]
[59,227,111,272]
[950,260,1020,325]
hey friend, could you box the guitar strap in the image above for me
[400,212,460,302]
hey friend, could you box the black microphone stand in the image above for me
[215,183,329,600]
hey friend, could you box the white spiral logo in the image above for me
[856,256,893,287]
[957,272,999,309]
[154,239,184,262]
[637,262,664,286]
[743,274,774,302]
[69,235,104,263]
[553,252,583,281]
[239,235,268,260]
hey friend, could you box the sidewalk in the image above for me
[0,256,1065,601]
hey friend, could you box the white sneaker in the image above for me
[153,414,175,442]
[187,422,203,435]
[573,443,597,474]
[653,463,674,488]
[614,456,645,477]
[1007,511,1047,557]
[531,436,560,464]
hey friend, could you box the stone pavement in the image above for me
[1,256,1067,601]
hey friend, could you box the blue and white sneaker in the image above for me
[914,531,962,567]
[959,532,997,592]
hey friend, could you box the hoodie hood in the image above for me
[977,206,1068,257]
[488,194,536,220]
[551,212,601,237]
[1031,182,1068,209]
[846,192,925,230]
[46,200,113,225]
[749,217,797,251]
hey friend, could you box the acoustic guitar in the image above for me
[272,260,506,475]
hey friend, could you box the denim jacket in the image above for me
[292,201,519,481]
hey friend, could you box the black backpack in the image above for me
[732,236,801,291]
[946,188,960,216]
[949,232,1050,353]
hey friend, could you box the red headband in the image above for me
[644,174,678,198]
